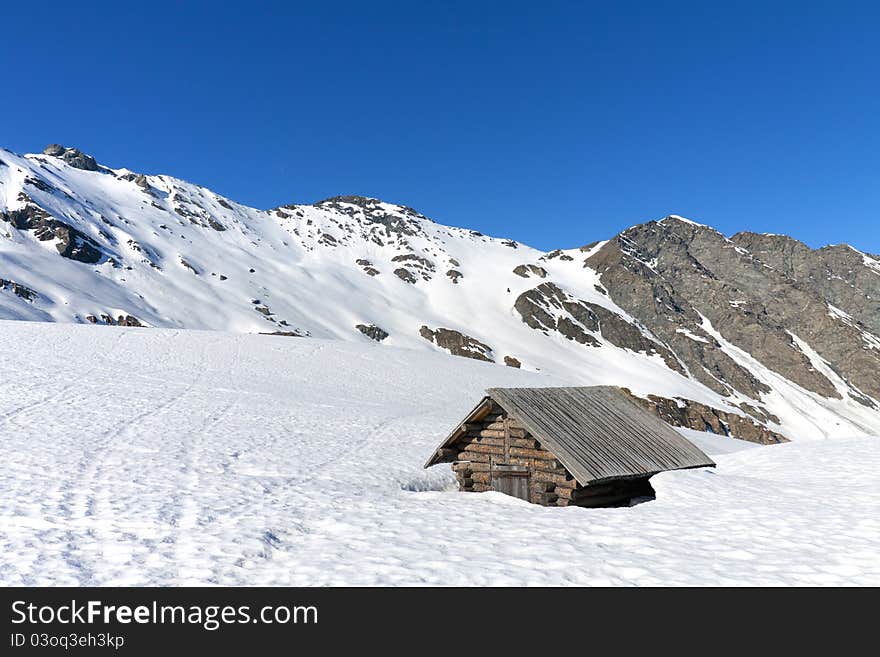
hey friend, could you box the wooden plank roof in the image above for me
[425,386,715,485]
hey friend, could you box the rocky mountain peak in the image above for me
[313,195,432,231]
[590,218,880,409]
[41,144,99,171]
[315,195,383,208]
[263,194,439,243]
[41,144,68,156]
[659,214,705,226]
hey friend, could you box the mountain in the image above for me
[2,144,879,442]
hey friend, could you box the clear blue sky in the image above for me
[4,1,879,252]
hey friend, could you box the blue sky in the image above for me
[4,1,879,252]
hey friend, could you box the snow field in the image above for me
[0,321,877,585]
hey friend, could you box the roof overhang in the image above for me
[423,396,494,468]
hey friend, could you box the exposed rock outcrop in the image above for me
[731,232,880,336]
[393,268,417,284]
[512,264,547,278]
[623,390,789,445]
[24,176,54,192]
[391,254,435,281]
[120,172,152,191]
[0,279,38,302]
[117,315,143,327]
[356,324,389,342]
[514,282,683,371]
[2,203,103,263]
[585,217,880,402]
[420,326,494,362]
[356,259,380,276]
[314,196,428,238]
[85,314,143,327]
[540,249,574,262]
[42,144,99,171]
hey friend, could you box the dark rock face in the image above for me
[540,249,574,262]
[117,315,143,327]
[514,282,683,371]
[24,176,54,192]
[391,254,435,281]
[85,314,143,327]
[356,259,380,276]
[355,324,389,342]
[42,144,99,171]
[393,268,417,284]
[120,172,152,191]
[512,264,547,278]
[514,283,599,346]
[731,232,880,336]
[180,258,199,274]
[446,269,463,283]
[623,390,789,445]
[420,326,494,362]
[2,203,103,264]
[503,356,521,368]
[314,196,428,238]
[0,279,39,302]
[586,217,880,405]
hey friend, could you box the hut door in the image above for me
[491,418,531,501]
[491,464,530,501]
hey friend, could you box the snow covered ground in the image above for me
[1,320,877,586]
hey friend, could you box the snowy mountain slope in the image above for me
[0,320,876,586]
[1,144,879,442]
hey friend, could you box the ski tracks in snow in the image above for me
[3,324,878,586]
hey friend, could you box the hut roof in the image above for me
[425,386,715,485]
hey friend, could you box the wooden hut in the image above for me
[424,386,715,507]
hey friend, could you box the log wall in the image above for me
[450,402,654,507]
